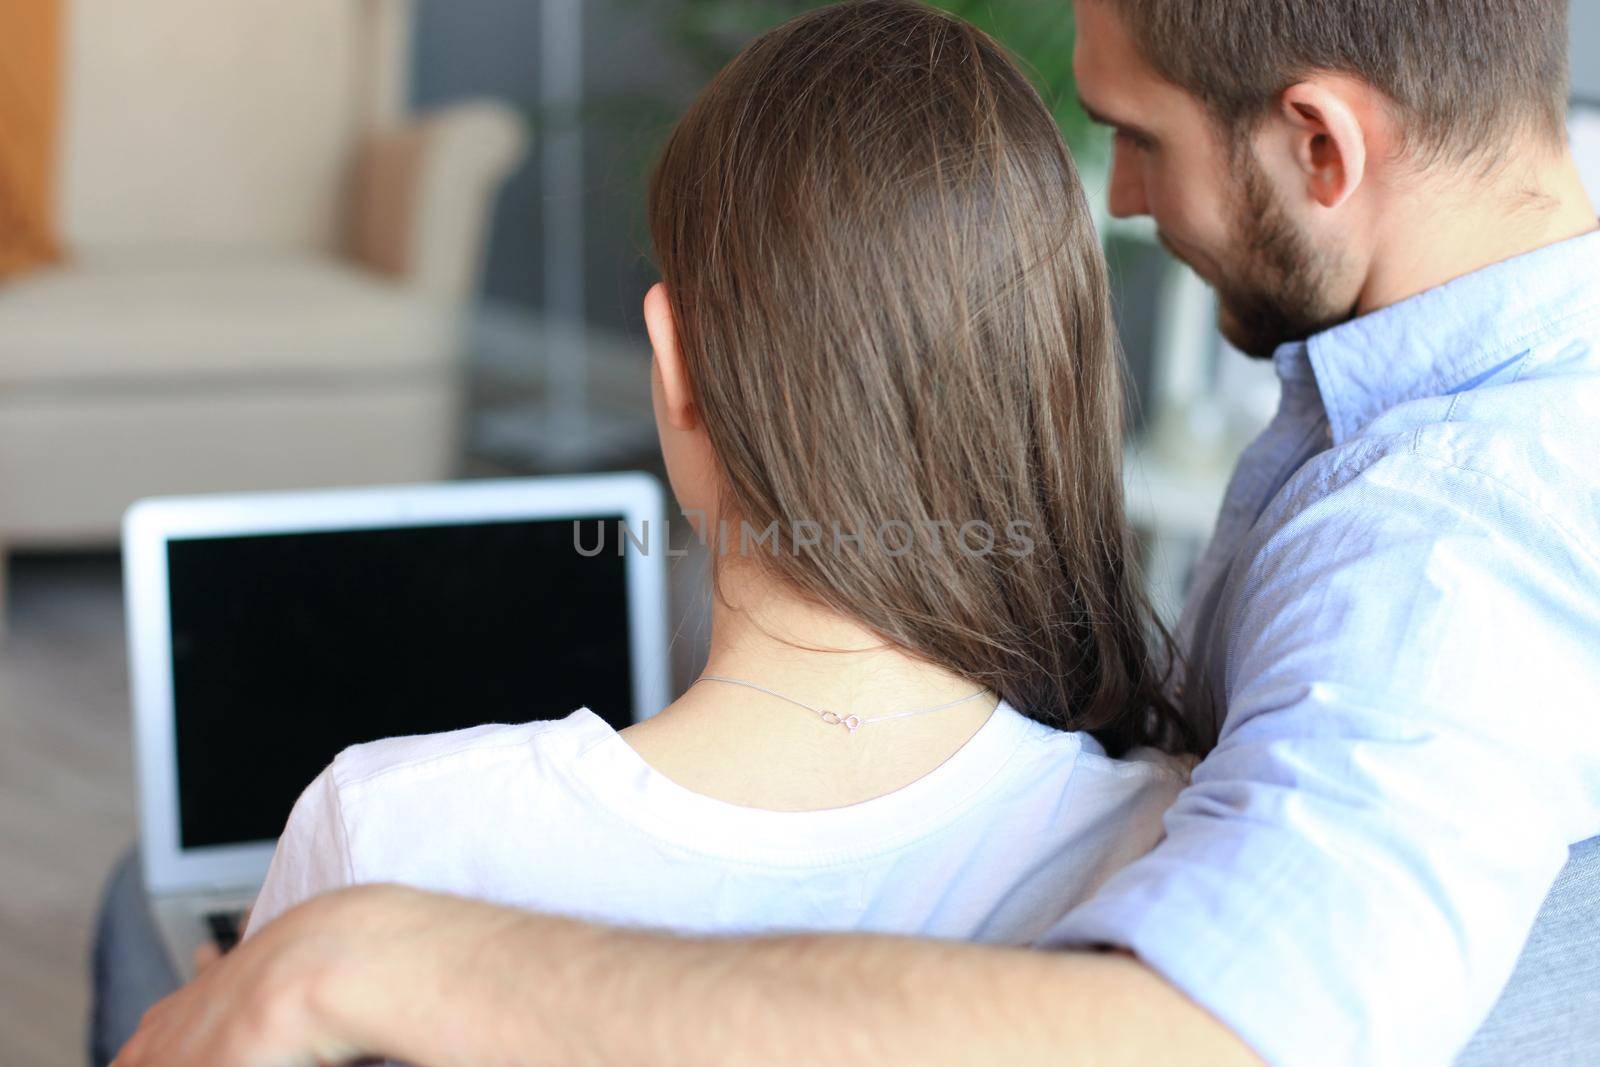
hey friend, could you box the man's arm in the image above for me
[1039,458,1600,1066]
[113,883,1261,1067]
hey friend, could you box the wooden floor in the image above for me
[0,554,138,1067]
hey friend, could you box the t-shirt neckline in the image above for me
[557,698,1051,864]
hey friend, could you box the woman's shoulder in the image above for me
[1011,712,1194,779]
[248,710,611,932]
[325,708,605,797]
[971,720,1189,886]
[1073,736,1197,784]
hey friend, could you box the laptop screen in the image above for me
[165,517,634,849]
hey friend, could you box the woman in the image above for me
[242,0,1194,950]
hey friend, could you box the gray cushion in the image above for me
[1455,835,1600,1065]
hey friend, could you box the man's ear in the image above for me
[644,282,698,432]
[1276,79,1370,210]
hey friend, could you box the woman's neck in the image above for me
[618,558,999,811]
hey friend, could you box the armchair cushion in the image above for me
[350,102,528,303]
[0,252,460,390]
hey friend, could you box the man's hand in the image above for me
[191,940,222,975]
[191,905,249,975]
[114,884,556,1067]
[113,888,393,1067]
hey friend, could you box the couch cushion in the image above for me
[1455,835,1600,1065]
[0,252,460,389]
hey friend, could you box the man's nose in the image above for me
[1107,141,1149,219]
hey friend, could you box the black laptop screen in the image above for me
[166,517,634,849]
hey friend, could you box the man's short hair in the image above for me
[1105,0,1571,164]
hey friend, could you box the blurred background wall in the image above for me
[1573,2,1600,99]
[413,0,693,338]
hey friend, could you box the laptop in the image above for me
[123,473,670,979]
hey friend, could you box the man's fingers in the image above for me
[195,940,224,972]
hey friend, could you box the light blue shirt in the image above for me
[1042,229,1600,1066]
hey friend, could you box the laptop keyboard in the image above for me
[204,909,247,952]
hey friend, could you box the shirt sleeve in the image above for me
[1038,455,1600,1066]
[243,766,355,938]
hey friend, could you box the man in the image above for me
[113,1,1600,1064]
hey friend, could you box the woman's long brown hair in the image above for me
[646,0,1194,755]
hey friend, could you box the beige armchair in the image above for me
[0,0,526,631]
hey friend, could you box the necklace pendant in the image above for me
[696,675,988,736]
[818,710,861,734]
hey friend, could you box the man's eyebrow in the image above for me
[1077,97,1156,141]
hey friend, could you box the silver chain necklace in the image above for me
[696,675,992,735]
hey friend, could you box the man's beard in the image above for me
[1206,154,1353,359]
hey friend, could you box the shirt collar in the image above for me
[1273,226,1600,444]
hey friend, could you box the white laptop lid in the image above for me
[125,473,670,895]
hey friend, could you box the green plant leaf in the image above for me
[607,0,1105,168]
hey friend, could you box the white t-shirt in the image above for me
[245,700,1187,945]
